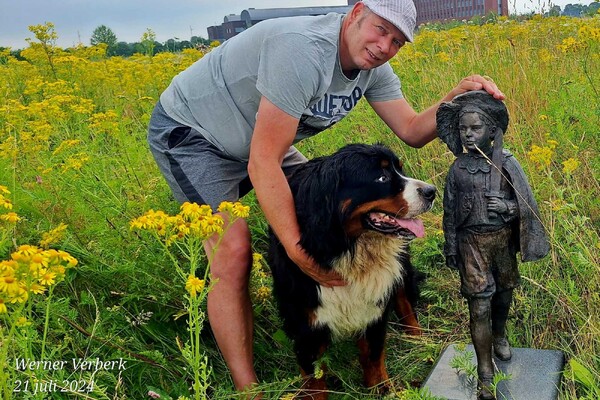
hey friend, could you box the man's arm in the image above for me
[370,75,505,148]
[248,96,346,287]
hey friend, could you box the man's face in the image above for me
[346,6,407,71]
[459,112,494,154]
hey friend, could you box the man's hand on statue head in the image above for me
[449,75,505,101]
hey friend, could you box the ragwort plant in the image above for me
[130,201,250,399]
[0,185,79,399]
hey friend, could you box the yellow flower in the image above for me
[0,195,13,209]
[39,271,57,286]
[313,364,324,379]
[436,51,450,63]
[185,274,205,297]
[40,223,68,248]
[30,283,46,294]
[201,216,224,235]
[16,244,41,256]
[180,202,212,221]
[547,140,559,149]
[562,158,580,175]
[0,212,21,223]
[252,253,264,271]
[527,144,553,170]
[9,288,29,303]
[0,185,10,194]
[255,286,271,302]
[16,316,32,327]
[217,201,234,214]
[0,275,20,295]
[231,203,250,218]
[0,298,7,313]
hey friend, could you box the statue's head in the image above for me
[437,90,509,156]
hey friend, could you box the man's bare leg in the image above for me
[205,217,257,390]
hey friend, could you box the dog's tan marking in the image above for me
[357,336,391,392]
[394,286,422,336]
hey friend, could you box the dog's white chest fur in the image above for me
[312,233,405,338]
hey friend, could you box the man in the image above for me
[148,0,505,391]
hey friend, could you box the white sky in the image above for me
[0,0,592,49]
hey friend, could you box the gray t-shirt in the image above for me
[159,13,403,161]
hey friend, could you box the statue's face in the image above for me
[458,112,493,154]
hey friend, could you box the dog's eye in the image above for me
[375,175,390,183]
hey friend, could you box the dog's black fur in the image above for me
[268,144,435,397]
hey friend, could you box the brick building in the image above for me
[415,0,508,24]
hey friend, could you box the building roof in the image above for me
[224,14,242,23]
[240,6,351,25]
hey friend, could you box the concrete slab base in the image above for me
[422,344,564,400]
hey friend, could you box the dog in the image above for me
[268,143,436,398]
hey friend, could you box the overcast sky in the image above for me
[0,0,591,49]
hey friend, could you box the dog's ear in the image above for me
[291,159,346,265]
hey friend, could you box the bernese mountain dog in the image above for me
[268,143,436,398]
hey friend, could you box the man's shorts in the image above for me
[456,225,520,298]
[147,101,307,209]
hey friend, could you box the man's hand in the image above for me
[452,75,505,100]
[287,244,347,288]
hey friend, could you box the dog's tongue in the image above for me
[368,212,426,238]
[397,218,425,238]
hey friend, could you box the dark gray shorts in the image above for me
[147,101,308,209]
[457,225,520,298]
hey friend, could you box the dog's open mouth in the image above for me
[365,212,425,238]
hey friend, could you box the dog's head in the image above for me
[289,144,436,262]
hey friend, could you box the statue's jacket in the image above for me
[443,150,550,262]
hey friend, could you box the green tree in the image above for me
[114,41,134,57]
[90,25,118,55]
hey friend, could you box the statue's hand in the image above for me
[446,255,458,270]
[487,198,508,214]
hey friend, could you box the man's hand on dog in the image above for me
[288,244,347,287]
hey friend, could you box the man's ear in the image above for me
[349,1,366,22]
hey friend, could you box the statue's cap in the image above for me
[437,90,509,155]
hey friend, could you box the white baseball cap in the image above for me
[361,0,417,42]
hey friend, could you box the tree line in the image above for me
[1,25,212,59]
[89,25,212,56]
[547,2,600,16]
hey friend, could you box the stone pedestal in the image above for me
[422,344,564,400]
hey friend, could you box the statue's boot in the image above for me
[478,373,495,400]
[492,289,513,361]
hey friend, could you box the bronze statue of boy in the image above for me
[437,91,549,400]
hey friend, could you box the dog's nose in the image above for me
[418,184,436,201]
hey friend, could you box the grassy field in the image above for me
[0,14,599,400]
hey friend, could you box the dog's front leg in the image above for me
[295,329,329,399]
[358,321,391,394]
[394,286,422,336]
